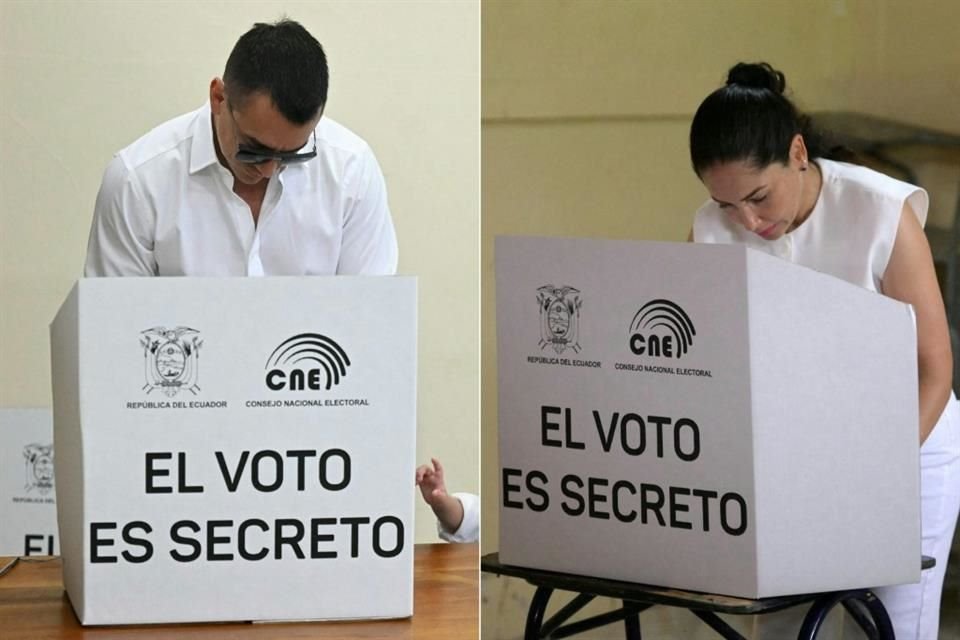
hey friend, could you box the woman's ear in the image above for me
[790,133,809,170]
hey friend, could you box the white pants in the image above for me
[873,394,960,640]
[747,396,960,640]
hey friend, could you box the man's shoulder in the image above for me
[115,106,205,171]
[315,117,374,158]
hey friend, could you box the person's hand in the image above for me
[415,457,448,507]
[415,458,464,534]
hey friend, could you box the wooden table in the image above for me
[0,543,477,639]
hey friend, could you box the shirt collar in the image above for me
[188,102,306,181]
[189,102,220,175]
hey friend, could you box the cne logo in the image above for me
[629,299,696,359]
[141,327,202,396]
[266,333,351,391]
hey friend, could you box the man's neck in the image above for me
[211,112,269,223]
[233,178,268,225]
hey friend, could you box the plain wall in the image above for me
[0,0,479,545]
[482,1,959,638]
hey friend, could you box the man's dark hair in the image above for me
[224,18,328,125]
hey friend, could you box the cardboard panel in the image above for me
[51,276,416,625]
[497,237,757,595]
[746,250,920,594]
[496,236,920,598]
[0,408,59,557]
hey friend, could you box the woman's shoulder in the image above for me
[820,159,928,225]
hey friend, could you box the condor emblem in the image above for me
[23,444,54,495]
[537,285,582,355]
[141,327,202,396]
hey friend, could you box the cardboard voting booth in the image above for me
[496,236,920,599]
[50,276,416,625]
[0,408,59,556]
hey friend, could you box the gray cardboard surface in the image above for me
[496,236,919,598]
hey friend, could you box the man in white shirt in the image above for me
[85,19,398,277]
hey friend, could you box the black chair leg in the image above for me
[843,599,878,640]
[798,590,894,640]
[857,591,894,640]
[623,600,642,640]
[525,586,554,640]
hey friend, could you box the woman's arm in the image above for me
[881,203,953,444]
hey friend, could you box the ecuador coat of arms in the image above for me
[141,327,202,396]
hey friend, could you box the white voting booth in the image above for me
[496,236,920,599]
[0,408,59,557]
[50,276,416,625]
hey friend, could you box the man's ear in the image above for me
[209,77,226,113]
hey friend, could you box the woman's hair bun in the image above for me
[726,62,786,94]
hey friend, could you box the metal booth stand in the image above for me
[482,553,935,640]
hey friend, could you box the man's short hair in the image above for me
[224,18,328,125]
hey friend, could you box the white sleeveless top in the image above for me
[693,159,929,294]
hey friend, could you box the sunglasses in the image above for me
[235,131,318,165]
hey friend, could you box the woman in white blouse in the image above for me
[688,61,959,640]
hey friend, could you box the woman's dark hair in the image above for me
[224,18,328,125]
[689,62,831,177]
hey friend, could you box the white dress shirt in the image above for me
[85,103,398,277]
[437,492,479,543]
